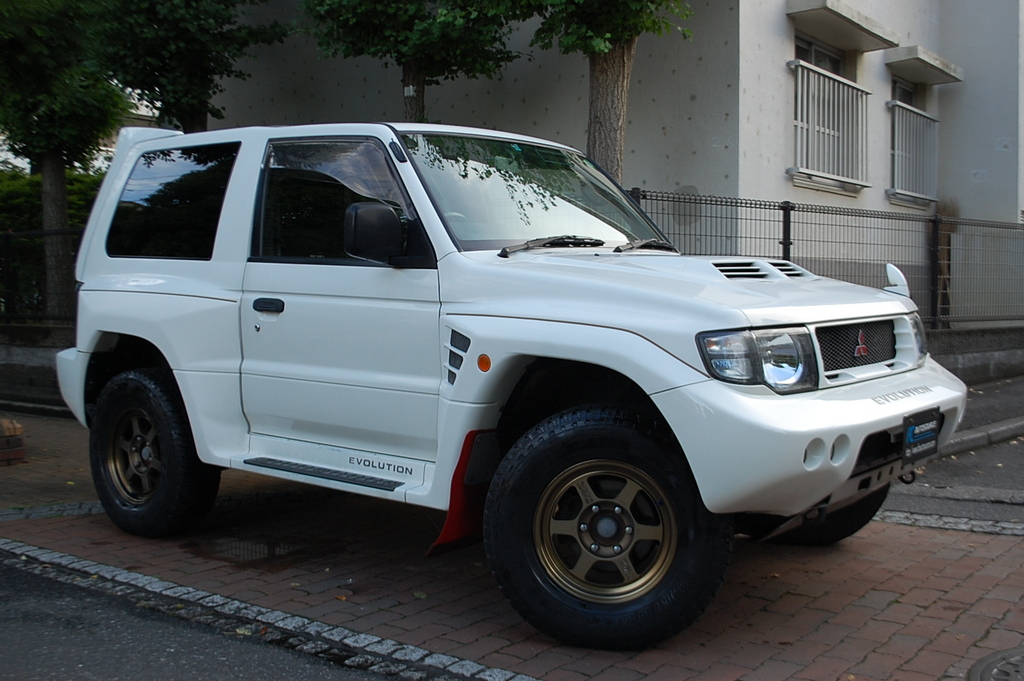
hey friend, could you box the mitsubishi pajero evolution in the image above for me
[58,123,967,649]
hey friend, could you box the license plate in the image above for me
[902,407,941,464]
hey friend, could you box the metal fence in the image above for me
[0,228,82,323]
[632,189,1024,329]
[4,194,1024,328]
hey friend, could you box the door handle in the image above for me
[253,298,285,313]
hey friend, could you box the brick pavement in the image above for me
[2,412,1024,680]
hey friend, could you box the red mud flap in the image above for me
[427,431,495,556]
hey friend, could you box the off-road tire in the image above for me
[484,406,733,650]
[90,368,221,537]
[771,484,890,546]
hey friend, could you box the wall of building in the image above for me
[938,0,1021,222]
[214,0,1018,224]
[212,0,743,195]
[735,0,956,212]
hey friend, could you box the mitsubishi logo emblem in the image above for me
[854,329,869,358]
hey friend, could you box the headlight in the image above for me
[698,327,818,394]
[909,312,928,364]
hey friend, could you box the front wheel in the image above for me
[484,407,733,649]
[90,368,220,537]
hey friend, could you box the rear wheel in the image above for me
[771,484,890,546]
[484,407,732,650]
[90,368,220,537]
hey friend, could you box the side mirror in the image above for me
[344,202,404,265]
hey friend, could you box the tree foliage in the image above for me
[525,0,692,182]
[0,0,128,319]
[0,169,103,233]
[99,0,287,133]
[529,0,690,57]
[304,0,520,121]
[0,0,128,166]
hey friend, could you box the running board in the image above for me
[243,457,403,492]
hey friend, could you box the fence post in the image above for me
[779,201,794,261]
[928,214,941,329]
[1,231,12,322]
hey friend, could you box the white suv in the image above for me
[58,123,966,649]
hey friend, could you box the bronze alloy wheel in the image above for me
[533,459,677,603]
[104,407,164,506]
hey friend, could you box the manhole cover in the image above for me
[968,647,1024,681]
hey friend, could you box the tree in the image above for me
[529,0,692,182]
[0,0,128,320]
[304,0,520,122]
[99,0,287,133]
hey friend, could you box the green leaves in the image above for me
[98,0,288,131]
[305,0,519,83]
[0,0,129,164]
[305,0,522,121]
[529,0,693,56]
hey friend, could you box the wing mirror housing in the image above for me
[344,202,404,265]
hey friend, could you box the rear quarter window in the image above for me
[106,142,241,260]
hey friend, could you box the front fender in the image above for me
[437,314,709,406]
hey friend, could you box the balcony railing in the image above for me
[788,60,870,189]
[887,100,939,202]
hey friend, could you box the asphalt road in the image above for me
[0,561,379,681]
[883,435,1024,522]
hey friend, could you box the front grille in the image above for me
[816,320,896,372]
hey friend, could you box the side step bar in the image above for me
[244,457,404,492]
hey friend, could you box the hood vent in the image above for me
[713,259,810,280]
[714,261,769,279]
[767,261,808,278]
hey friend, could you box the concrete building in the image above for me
[213,0,1022,224]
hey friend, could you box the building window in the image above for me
[886,82,938,205]
[788,38,870,192]
[795,36,844,77]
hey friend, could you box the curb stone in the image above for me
[941,416,1024,456]
[0,538,537,681]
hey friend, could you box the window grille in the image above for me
[788,60,870,188]
[887,100,938,202]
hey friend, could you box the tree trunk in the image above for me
[587,37,638,183]
[38,152,76,321]
[402,62,427,123]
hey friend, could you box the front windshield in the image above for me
[402,133,664,251]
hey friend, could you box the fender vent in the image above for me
[445,329,472,384]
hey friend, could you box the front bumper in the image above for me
[652,357,966,516]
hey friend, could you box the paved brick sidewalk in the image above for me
[3,496,1023,680]
[0,412,313,509]
[2,413,1024,680]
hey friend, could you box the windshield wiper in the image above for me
[613,238,679,253]
[498,235,606,258]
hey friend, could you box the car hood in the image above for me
[440,250,913,329]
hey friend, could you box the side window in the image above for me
[255,139,411,261]
[107,142,240,259]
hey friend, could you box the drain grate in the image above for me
[968,647,1024,681]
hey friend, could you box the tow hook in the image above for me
[898,471,916,485]
[802,504,828,526]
